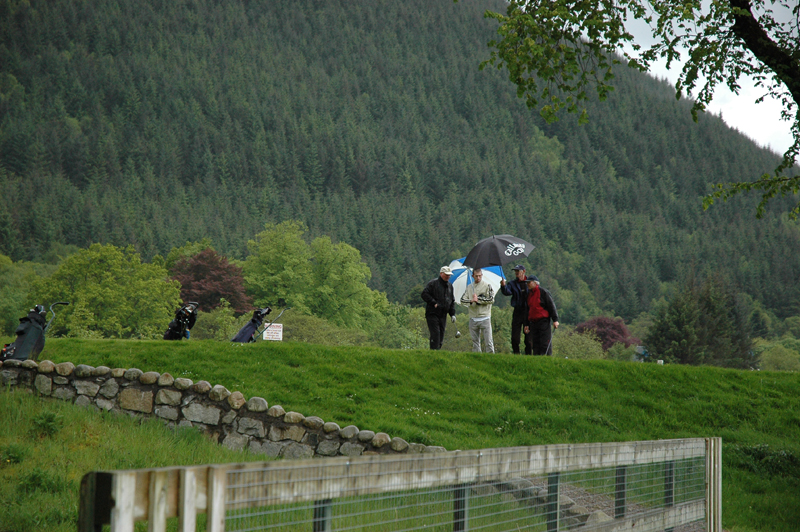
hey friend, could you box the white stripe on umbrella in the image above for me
[448,257,506,305]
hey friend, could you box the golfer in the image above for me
[460,268,495,353]
[499,264,531,354]
[522,276,559,355]
[421,266,456,350]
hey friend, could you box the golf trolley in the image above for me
[1,301,69,362]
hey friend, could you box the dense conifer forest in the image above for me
[1,0,799,325]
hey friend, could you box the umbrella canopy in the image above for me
[463,234,535,268]
[448,258,506,305]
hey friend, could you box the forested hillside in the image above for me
[1,0,798,323]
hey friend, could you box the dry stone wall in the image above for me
[1,358,621,528]
[0,358,447,459]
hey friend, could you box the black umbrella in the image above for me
[463,234,535,268]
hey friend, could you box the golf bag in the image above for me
[163,302,199,340]
[231,308,271,343]
[1,306,47,362]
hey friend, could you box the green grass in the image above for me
[2,337,800,531]
[0,388,252,532]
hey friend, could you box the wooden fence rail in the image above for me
[79,437,722,532]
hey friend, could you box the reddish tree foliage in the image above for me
[575,317,640,351]
[170,248,252,314]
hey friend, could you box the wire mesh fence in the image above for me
[79,438,721,532]
[222,439,711,532]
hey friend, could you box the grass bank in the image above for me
[2,338,800,531]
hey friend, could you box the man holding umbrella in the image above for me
[523,275,559,355]
[421,266,457,350]
[500,265,531,354]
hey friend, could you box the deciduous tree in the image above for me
[575,316,640,351]
[31,244,181,339]
[170,248,252,314]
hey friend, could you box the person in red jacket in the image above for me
[522,276,559,355]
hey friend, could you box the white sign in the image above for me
[262,323,283,341]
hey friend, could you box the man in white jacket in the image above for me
[460,268,495,353]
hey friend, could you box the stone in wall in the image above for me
[119,388,154,413]
[155,406,179,421]
[52,386,76,401]
[246,397,268,412]
[228,392,246,410]
[340,442,365,456]
[316,439,341,456]
[183,403,221,425]
[99,379,119,398]
[238,417,266,438]
[74,380,100,396]
[156,389,182,406]
[223,432,250,452]
[283,442,314,460]
[96,398,115,411]
[35,374,52,396]
[250,440,287,458]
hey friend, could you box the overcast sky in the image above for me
[623,6,796,157]
[647,61,793,156]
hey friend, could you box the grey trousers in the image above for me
[469,318,494,353]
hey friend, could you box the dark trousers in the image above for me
[426,313,448,350]
[526,318,552,355]
[511,308,532,354]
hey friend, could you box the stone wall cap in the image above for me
[390,437,409,452]
[209,385,231,401]
[284,411,305,424]
[140,371,160,385]
[423,446,446,453]
[267,405,286,417]
[357,430,376,443]
[111,368,126,378]
[92,366,111,377]
[408,443,427,454]
[157,373,174,386]
[246,397,269,412]
[190,380,212,394]
[74,364,95,378]
[323,422,340,434]
[55,362,75,376]
[303,416,324,430]
[3,359,22,368]
[228,391,246,410]
[37,360,55,373]
[124,368,143,381]
[22,360,38,369]
[174,377,193,390]
[339,425,359,439]
[372,432,391,448]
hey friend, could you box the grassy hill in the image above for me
[2,339,799,531]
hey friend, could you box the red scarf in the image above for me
[527,285,549,321]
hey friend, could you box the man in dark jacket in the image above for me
[421,266,456,350]
[523,275,559,355]
[499,264,531,354]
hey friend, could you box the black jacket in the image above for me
[526,286,559,324]
[500,279,528,310]
[421,276,456,317]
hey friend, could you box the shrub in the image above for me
[759,344,800,372]
[575,316,639,351]
[552,326,605,360]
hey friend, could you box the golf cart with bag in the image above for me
[1,302,69,362]
[231,307,290,343]
[163,302,199,340]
